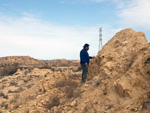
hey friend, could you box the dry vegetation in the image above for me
[54,78,79,98]
[0,68,51,112]
[0,57,81,113]
[42,95,60,110]
[0,64,19,77]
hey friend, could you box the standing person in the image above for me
[80,43,94,83]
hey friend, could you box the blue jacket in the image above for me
[80,48,92,64]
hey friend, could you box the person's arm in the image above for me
[80,50,87,64]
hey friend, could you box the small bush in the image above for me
[38,64,52,69]
[0,63,19,76]
[1,85,5,89]
[64,86,74,98]
[54,78,77,88]
[24,80,28,83]
[26,84,32,89]
[8,87,24,94]
[59,62,69,67]
[12,103,20,109]
[50,67,55,72]
[1,102,8,109]
[68,74,79,80]
[8,90,14,93]
[2,79,7,82]
[16,87,24,93]
[9,81,18,86]
[54,78,78,98]
[43,95,60,109]
[0,92,8,99]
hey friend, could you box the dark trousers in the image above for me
[81,64,88,83]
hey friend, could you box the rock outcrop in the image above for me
[85,28,150,112]
[88,28,147,80]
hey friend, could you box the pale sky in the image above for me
[0,0,150,60]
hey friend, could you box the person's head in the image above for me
[83,43,90,50]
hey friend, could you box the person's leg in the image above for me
[84,64,88,80]
[81,64,88,83]
[81,64,85,83]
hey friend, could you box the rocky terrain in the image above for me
[1,28,150,113]
[0,56,79,77]
[0,57,80,113]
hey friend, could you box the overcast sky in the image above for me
[0,0,150,60]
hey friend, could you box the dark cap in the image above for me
[83,43,90,47]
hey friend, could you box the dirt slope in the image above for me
[88,28,147,81]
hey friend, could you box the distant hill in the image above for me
[0,56,80,77]
[48,59,80,67]
[0,56,79,67]
[0,56,45,66]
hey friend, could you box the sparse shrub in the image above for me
[9,94,23,110]
[0,92,8,99]
[10,98,17,104]
[64,86,74,98]
[26,84,32,88]
[94,77,107,87]
[64,86,82,98]
[1,101,8,109]
[0,63,19,76]
[54,78,78,98]
[1,85,5,89]
[23,108,29,113]
[24,80,28,83]
[57,61,71,67]
[26,95,35,101]
[1,101,6,108]
[8,87,24,94]
[12,103,20,109]
[2,79,7,82]
[68,74,79,80]
[4,104,8,109]
[43,95,60,110]
[16,87,24,93]
[39,64,52,69]
[95,81,100,87]
[54,78,78,88]
[73,89,82,98]
[9,94,19,109]
[39,89,42,92]
[10,81,18,86]
[8,90,14,93]
[51,67,55,72]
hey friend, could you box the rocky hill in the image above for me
[0,56,79,77]
[0,56,79,67]
[47,59,80,67]
[0,56,45,66]
[1,28,150,113]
